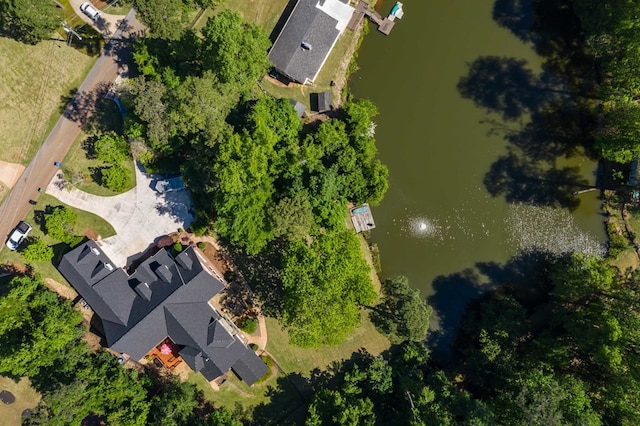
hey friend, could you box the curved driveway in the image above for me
[0,9,143,252]
[46,162,195,267]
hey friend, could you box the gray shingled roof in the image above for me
[232,349,269,386]
[269,0,341,84]
[59,241,267,385]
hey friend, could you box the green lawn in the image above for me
[265,311,390,376]
[0,193,116,282]
[194,0,289,35]
[187,362,306,423]
[0,36,96,165]
[0,377,40,425]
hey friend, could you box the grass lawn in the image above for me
[0,193,115,282]
[0,36,96,165]
[194,0,289,36]
[187,364,306,422]
[265,311,390,376]
[0,376,41,424]
[61,100,136,196]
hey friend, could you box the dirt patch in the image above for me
[43,277,78,301]
[200,242,232,277]
[80,226,100,240]
[0,161,25,189]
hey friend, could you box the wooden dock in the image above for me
[347,0,396,35]
[350,203,376,233]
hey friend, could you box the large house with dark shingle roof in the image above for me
[59,240,267,385]
[269,0,355,85]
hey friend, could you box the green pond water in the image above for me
[350,0,606,346]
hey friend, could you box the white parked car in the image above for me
[6,221,32,250]
[80,2,101,21]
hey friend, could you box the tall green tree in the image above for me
[201,10,271,87]
[281,230,376,346]
[371,276,432,343]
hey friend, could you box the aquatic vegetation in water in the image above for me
[505,203,605,257]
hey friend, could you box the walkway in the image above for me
[46,162,195,266]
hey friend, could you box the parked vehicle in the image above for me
[80,2,101,21]
[6,221,32,250]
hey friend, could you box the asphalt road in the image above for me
[0,9,144,251]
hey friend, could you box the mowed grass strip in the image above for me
[0,37,96,164]
[0,376,40,425]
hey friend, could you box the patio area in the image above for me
[144,338,183,371]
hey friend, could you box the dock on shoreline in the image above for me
[347,0,403,35]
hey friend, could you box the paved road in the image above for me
[0,9,144,251]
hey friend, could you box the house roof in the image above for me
[269,0,354,84]
[59,241,266,385]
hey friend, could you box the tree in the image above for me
[0,0,60,44]
[22,238,54,262]
[133,0,188,40]
[0,275,84,378]
[281,230,376,346]
[94,133,130,165]
[596,101,640,162]
[201,10,271,86]
[371,276,432,343]
[44,205,79,244]
[101,165,131,192]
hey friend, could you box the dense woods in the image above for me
[573,0,640,162]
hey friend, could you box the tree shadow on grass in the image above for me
[228,242,287,318]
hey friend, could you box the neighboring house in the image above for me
[59,240,268,385]
[269,0,355,85]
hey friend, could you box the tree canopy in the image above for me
[371,276,432,344]
[281,230,376,346]
[0,0,60,44]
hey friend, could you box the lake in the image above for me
[350,0,606,348]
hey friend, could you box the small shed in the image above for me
[350,203,376,233]
[289,99,306,118]
[311,91,332,113]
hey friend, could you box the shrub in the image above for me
[197,242,206,250]
[239,317,257,334]
[22,238,54,262]
[249,343,259,351]
[172,242,183,254]
[254,355,274,384]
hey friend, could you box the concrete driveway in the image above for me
[46,162,195,267]
[69,0,131,39]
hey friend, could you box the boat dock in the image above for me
[350,203,376,233]
[347,0,403,36]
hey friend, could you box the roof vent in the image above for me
[91,247,100,255]
[105,263,114,271]
[301,41,312,51]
